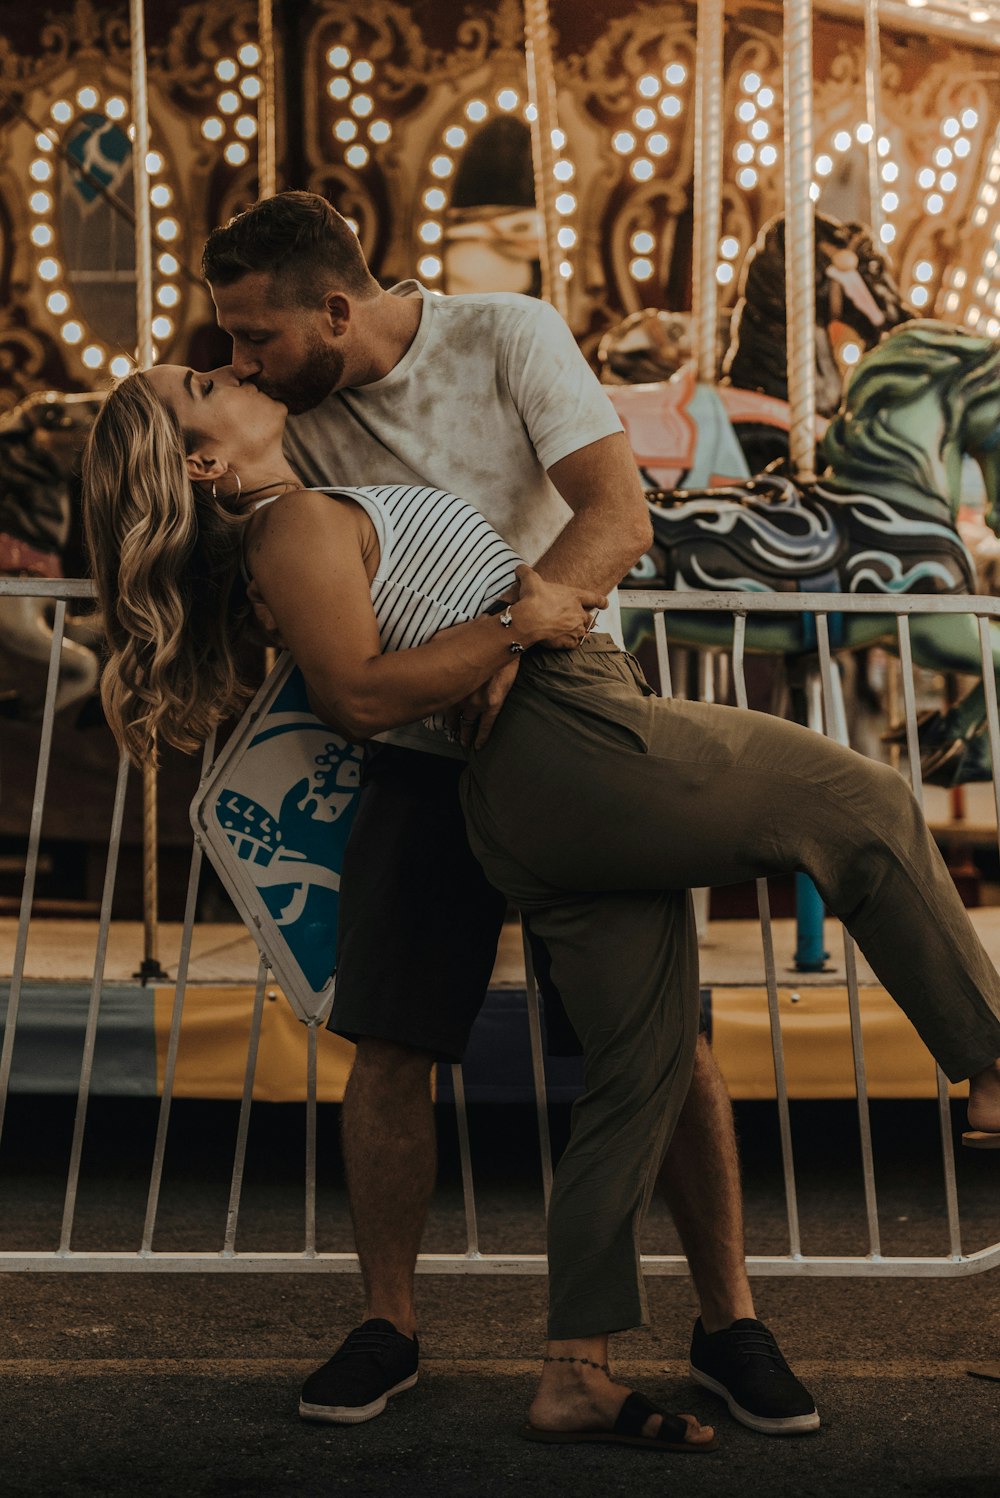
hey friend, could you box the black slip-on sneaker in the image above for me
[689,1316,820,1435]
[299,1318,419,1425]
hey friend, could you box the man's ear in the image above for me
[185,450,227,485]
[321,291,351,336]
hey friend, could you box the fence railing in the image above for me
[1,575,998,1276]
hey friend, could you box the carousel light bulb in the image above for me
[218,90,241,114]
[38,257,61,281]
[953,269,968,288]
[34,132,54,152]
[971,8,992,21]
[741,72,761,94]
[82,345,105,368]
[327,46,350,69]
[51,100,72,123]
[238,43,261,67]
[961,109,979,129]
[716,263,735,285]
[76,87,99,110]
[613,131,636,155]
[977,276,990,296]
[60,320,83,344]
[46,291,69,314]
[877,135,890,157]
[553,159,574,180]
[368,120,391,143]
[158,252,179,274]
[350,94,374,118]
[910,286,929,308]
[423,187,446,210]
[925,193,944,215]
[944,291,961,311]
[334,118,358,140]
[30,159,52,182]
[30,224,53,247]
[444,126,467,149]
[720,236,740,259]
[345,217,359,235]
[156,217,180,239]
[152,316,173,340]
[430,155,453,178]
[558,226,577,248]
[880,222,896,242]
[202,117,225,141]
[808,182,821,202]
[738,167,759,190]
[974,206,989,226]
[914,261,933,281]
[466,100,488,122]
[634,107,657,130]
[555,192,577,214]
[759,145,778,167]
[750,119,769,141]
[496,89,519,111]
[157,284,180,307]
[940,171,957,192]
[235,115,258,139]
[638,75,660,98]
[647,133,669,157]
[418,255,442,279]
[110,356,132,378]
[525,104,538,123]
[631,159,654,182]
[856,122,874,143]
[664,63,686,85]
[240,75,262,99]
[215,58,238,81]
[105,97,127,120]
[150,184,172,207]
[551,129,566,149]
[735,142,755,164]
[630,258,653,281]
[736,101,756,123]
[418,221,442,243]
[145,151,164,174]
[815,154,833,176]
[659,96,682,118]
[935,147,953,167]
[841,343,861,364]
[328,77,350,100]
[351,60,374,83]
[345,144,369,168]
[833,130,851,152]
[559,259,574,279]
[881,191,899,211]
[881,161,899,182]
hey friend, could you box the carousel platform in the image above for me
[0,905,982,1106]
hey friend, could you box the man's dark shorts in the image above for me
[329,741,708,1063]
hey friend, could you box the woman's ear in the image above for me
[185,450,226,485]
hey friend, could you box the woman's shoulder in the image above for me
[245,486,378,565]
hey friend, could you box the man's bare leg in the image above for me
[341,1037,437,1339]
[655,1033,756,1332]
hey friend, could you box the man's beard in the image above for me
[256,336,346,415]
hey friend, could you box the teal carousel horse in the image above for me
[637,320,1000,782]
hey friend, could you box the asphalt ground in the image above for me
[1,1097,998,1498]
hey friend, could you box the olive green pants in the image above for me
[459,636,1000,1339]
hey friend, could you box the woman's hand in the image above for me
[510,565,608,650]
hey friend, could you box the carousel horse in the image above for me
[635,320,1000,783]
[604,210,911,490]
[0,389,102,716]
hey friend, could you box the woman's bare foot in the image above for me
[528,1356,714,1446]
[968,1058,1000,1134]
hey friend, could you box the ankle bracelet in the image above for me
[543,1355,610,1375]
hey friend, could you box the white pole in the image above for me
[692,0,725,383]
[863,0,884,239]
[523,0,569,319]
[783,0,817,481]
[258,0,278,199]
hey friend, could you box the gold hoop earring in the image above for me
[209,474,243,505]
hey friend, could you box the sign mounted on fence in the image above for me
[190,654,363,1023]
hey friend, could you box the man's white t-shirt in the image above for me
[284,281,625,755]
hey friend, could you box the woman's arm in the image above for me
[246,490,603,739]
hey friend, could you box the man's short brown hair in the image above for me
[201,191,378,305]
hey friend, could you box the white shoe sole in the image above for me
[689,1365,820,1435]
[299,1372,418,1425]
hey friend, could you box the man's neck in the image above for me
[349,289,424,386]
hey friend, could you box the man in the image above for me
[202,191,818,1437]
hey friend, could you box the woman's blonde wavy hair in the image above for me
[82,372,252,765]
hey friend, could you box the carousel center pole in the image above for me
[692,0,725,385]
[783,0,817,483]
[129,0,165,983]
[523,0,569,320]
[863,0,884,240]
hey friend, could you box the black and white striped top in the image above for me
[251,483,523,728]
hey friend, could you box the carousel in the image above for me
[1,0,1000,1279]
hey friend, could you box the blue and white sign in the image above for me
[191,655,362,1022]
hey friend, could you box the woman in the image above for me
[83,365,1000,1452]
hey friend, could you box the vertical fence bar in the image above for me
[732,612,802,1256]
[450,1064,480,1257]
[222,956,270,1255]
[305,1022,318,1256]
[521,925,554,1216]
[653,610,673,698]
[0,603,67,1151]
[59,753,130,1253]
[816,615,881,1258]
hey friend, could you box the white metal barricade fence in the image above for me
[1,574,998,1277]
